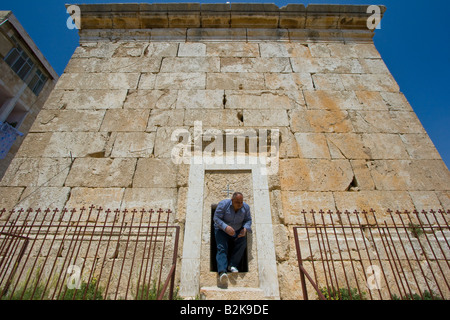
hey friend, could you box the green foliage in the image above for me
[319,287,367,300]
[408,222,424,238]
[134,280,183,300]
[392,290,443,300]
[57,278,104,300]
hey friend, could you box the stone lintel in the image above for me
[70,3,386,35]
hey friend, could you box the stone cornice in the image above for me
[70,3,386,31]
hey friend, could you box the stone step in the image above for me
[200,286,276,300]
[201,271,259,288]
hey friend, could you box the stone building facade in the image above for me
[0,3,449,300]
[0,11,58,179]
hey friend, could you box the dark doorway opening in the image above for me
[210,204,248,273]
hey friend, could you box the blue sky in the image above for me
[1,0,449,168]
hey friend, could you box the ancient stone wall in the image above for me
[0,3,449,300]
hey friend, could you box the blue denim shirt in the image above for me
[213,199,252,233]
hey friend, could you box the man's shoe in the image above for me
[228,266,239,273]
[219,272,228,284]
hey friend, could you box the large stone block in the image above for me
[304,90,360,110]
[243,109,289,127]
[65,187,125,209]
[291,57,363,74]
[176,90,224,109]
[110,132,156,157]
[133,158,178,188]
[47,89,128,110]
[120,187,177,211]
[155,72,206,89]
[367,160,450,191]
[294,133,330,159]
[207,72,265,90]
[56,73,140,90]
[206,43,260,57]
[0,187,24,211]
[0,158,72,187]
[44,132,110,158]
[220,57,292,73]
[147,109,185,131]
[30,110,105,132]
[124,89,178,109]
[65,158,137,188]
[280,159,354,191]
[160,57,220,73]
[225,90,304,109]
[100,109,150,132]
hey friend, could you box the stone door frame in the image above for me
[179,156,280,298]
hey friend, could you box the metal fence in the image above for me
[0,206,180,300]
[294,209,450,300]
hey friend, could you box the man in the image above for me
[213,192,252,284]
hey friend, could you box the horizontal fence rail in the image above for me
[0,206,180,300]
[294,209,450,300]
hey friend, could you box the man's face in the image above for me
[232,195,244,211]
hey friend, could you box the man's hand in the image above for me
[225,226,236,237]
[237,228,247,238]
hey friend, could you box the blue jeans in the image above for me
[215,228,247,273]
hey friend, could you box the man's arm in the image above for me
[213,201,236,236]
[242,205,252,233]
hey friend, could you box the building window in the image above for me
[4,44,34,81]
[28,69,47,96]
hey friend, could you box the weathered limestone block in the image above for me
[0,158,71,187]
[56,73,140,90]
[348,110,397,134]
[65,158,137,187]
[350,159,376,190]
[47,89,128,110]
[121,187,177,212]
[305,110,354,133]
[124,89,178,109]
[207,72,264,90]
[144,42,179,57]
[206,43,260,57]
[380,92,413,111]
[333,191,415,214]
[367,160,450,191]
[352,43,381,59]
[155,72,206,89]
[325,133,368,159]
[278,127,299,159]
[400,134,442,160]
[341,73,400,92]
[113,41,148,57]
[100,109,150,132]
[176,90,224,109]
[291,57,363,74]
[184,109,243,127]
[247,28,289,41]
[311,74,345,91]
[44,132,110,158]
[0,187,24,211]
[225,90,304,110]
[15,133,53,157]
[354,91,389,111]
[360,133,410,160]
[326,42,359,59]
[265,73,301,90]
[17,187,71,210]
[72,42,120,59]
[147,109,185,131]
[292,73,314,90]
[110,132,156,157]
[31,110,105,132]
[304,90,360,110]
[154,126,190,159]
[243,109,289,127]
[220,57,292,73]
[281,191,336,224]
[360,58,390,74]
[160,57,220,73]
[409,191,444,212]
[65,187,125,209]
[389,111,426,134]
[65,57,162,73]
[294,133,330,159]
[273,224,289,261]
[280,159,354,191]
[133,158,178,188]
[178,42,206,56]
